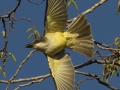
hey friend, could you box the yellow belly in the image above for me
[45,32,67,56]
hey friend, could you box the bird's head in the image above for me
[25,36,48,51]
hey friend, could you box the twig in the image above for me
[0,80,9,84]
[4,50,36,90]
[74,59,120,69]
[67,0,107,23]
[94,41,120,57]
[0,0,22,54]
[6,83,10,90]
[0,0,21,19]
[4,17,37,31]
[82,0,107,15]
[0,73,51,84]
[11,74,51,83]
[10,50,36,81]
[75,70,119,90]
[27,0,39,5]
[14,79,44,90]
[14,74,51,90]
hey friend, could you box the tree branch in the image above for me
[67,0,107,23]
[10,50,36,81]
[74,59,120,69]
[14,74,51,90]
[75,70,119,90]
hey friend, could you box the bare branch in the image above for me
[82,0,107,15]
[6,83,10,90]
[14,74,51,90]
[0,80,8,84]
[74,59,120,69]
[0,0,21,19]
[4,50,36,90]
[14,79,44,90]
[67,0,107,23]
[75,71,119,90]
[0,74,51,84]
[10,50,36,81]
[0,0,22,60]
[11,74,51,83]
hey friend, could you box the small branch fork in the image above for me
[0,0,40,52]
[75,70,119,90]
[0,0,21,52]
[67,0,107,27]
[0,0,37,67]
[0,50,50,90]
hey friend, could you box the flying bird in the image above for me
[25,0,94,90]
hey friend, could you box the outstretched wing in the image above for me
[44,0,67,35]
[47,51,75,90]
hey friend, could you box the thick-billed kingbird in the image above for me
[25,0,94,90]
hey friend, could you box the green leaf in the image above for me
[26,28,33,32]
[0,66,6,77]
[28,33,34,39]
[106,75,109,83]
[2,31,6,38]
[34,30,37,34]
[93,50,98,54]
[33,30,40,38]
[116,0,120,15]
[3,60,6,66]
[8,52,16,62]
[35,30,40,37]
[117,42,120,48]
[115,66,119,77]
[114,37,120,48]
[115,37,119,42]
[110,70,115,78]
[102,76,105,81]
[68,0,72,6]
[1,51,4,56]
[72,0,78,10]
[102,69,105,81]
[0,51,4,58]
[68,0,78,10]
[2,55,9,66]
[118,0,120,8]
[106,78,108,83]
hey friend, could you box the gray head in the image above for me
[25,36,48,51]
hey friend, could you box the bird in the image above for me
[25,0,94,90]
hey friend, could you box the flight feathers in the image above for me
[47,53,75,90]
[44,0,67,34]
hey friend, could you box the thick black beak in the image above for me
[25,44,33,48]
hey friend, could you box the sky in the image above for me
[0,0,120,90]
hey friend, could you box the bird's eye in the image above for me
[34,40,39,44]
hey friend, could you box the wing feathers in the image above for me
[47,53,74,90]
[44,0,67,34]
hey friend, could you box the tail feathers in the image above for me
[47,52,75,90]
[72,40,94,58]
[66,14,94,58]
